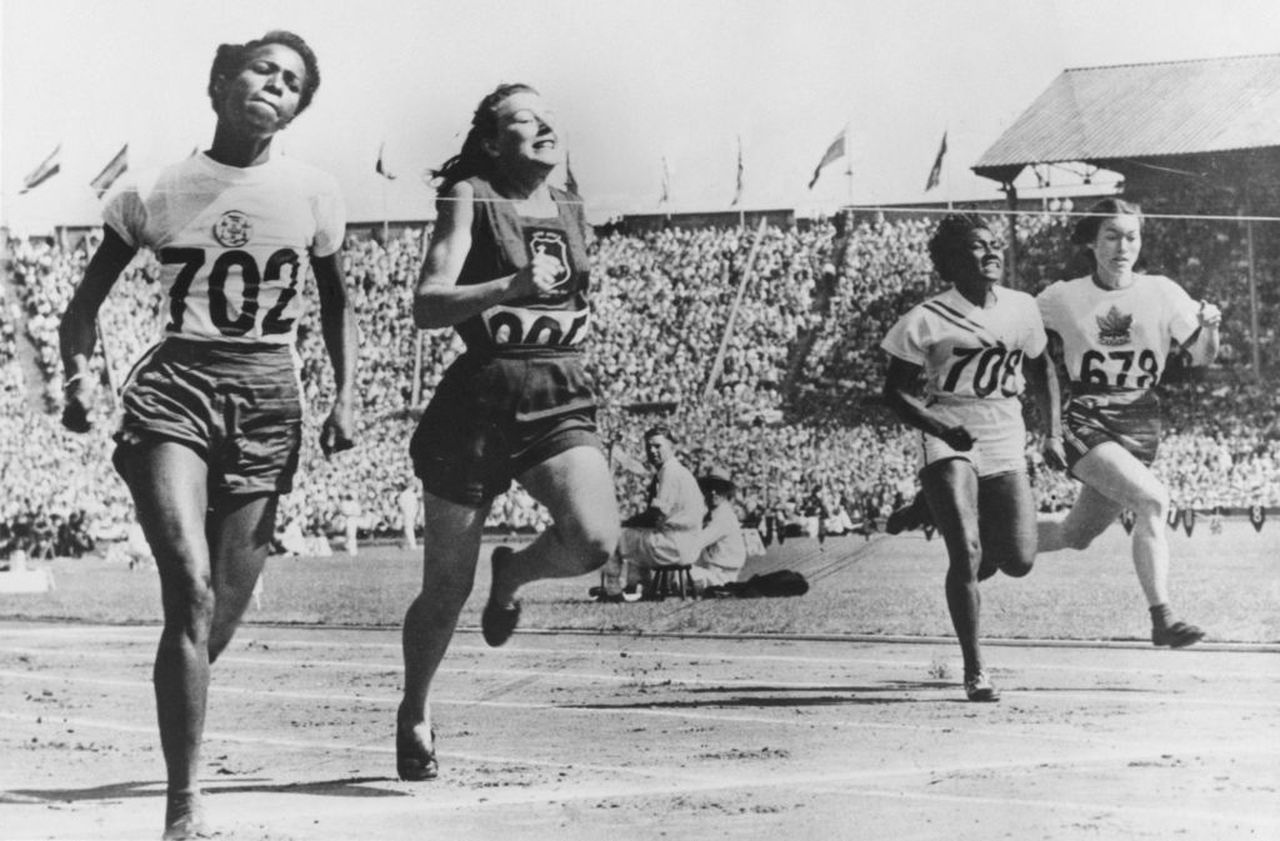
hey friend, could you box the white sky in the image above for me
[3,0,1279,231]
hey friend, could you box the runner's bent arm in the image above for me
[1023,349,1065,470]
[413,180,565,329]
[1179,300,1222,368]
[58,226,138,429]
[882,355,974,451]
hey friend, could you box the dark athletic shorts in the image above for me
[113,338,303,495]
[1062,387,1161,471]
[410,350,602,508]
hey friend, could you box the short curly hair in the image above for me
[207,30,321,115]
[926,213,991,280]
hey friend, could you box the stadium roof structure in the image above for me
[973,53,1280,185]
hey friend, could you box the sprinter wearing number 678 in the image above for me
[881,214,1060,703]
[1035,198,1222,649]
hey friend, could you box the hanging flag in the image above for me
[731,136,744,207]
[924,131,948,192]
[1249,503,1266,532]
[89,144,129,198]
[659,156,671,205]
[807,129,845,190]
[21,144,62,194]
[375,142,397,180]
[565,151,580,195]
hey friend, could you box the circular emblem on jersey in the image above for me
[213,210,253,247]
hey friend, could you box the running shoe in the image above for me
[964,670,1001,702]
[481,547,520,647]
[396,720,438,781]
[886,494,932,535]
[1152,620,1205,648]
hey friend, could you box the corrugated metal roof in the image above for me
[974,54,1280,178]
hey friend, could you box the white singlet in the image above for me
[1036,274,1200,389]
[103,152,345,346]
[881,286,1047,477]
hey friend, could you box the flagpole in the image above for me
[382,178,389,245]
[411,218,431,408]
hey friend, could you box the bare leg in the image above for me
[919,459,984,679]
[1069,445,1171,607]
[1037,481,1121,554]
[207,493,278,663]
[489,445,621,604]
[1041,443,1171,605]
[122,442,212,839]
[1038,443,1198,644]
[398,491,488,776]
[976,471,1037,579]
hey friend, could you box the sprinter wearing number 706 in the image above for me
[881,214,1060,703]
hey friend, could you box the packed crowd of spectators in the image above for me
[3,203,1278,557]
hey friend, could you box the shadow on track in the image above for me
[3,776,405,805]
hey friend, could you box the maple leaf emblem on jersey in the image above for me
[1096,306,1132,346]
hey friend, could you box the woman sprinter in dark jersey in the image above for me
[397,84,620,780]
[59,31,355,839]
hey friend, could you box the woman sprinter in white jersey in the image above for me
[1037,198,1221,648]
[397,84,620,781]
[882,214,1059,701]
[59,31,356,840]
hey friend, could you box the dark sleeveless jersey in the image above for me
[456,176,592,354]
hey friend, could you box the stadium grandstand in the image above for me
[3,54,1280,557]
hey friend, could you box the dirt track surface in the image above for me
[2,621,1278,841]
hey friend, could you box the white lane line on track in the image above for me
[5,639,1277,683]
[4,705,1276,832]
[4,647,1279,707]
[7,621,1278,657]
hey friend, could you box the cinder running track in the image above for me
[1,621,1277,840]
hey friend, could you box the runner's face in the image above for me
[1089,214,1142,284]
[487,92,562,171]
[217,44,307,138]
[952,228,1004,285]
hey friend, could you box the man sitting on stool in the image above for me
[598,426,705,601]
[691,466,748,592]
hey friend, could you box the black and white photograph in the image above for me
[2,1,1278,838]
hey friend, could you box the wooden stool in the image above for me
[646,565,695,601]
